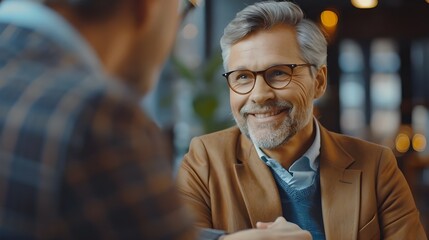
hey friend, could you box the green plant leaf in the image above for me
[203,53,223,84]
[171,55,196,83]
[192,94,218,120]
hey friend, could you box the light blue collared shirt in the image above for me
[0,0,102,74]
[255,119,321,190]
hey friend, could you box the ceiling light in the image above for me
[351,0,378,9]
[320,10,338,28]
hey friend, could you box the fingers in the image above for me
[255,217,312,240]
[225,217,313,240]
[256,216,288,229]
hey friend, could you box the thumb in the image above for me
[256,216,287,229]
[267,216,288,228]
[256,221,273,229]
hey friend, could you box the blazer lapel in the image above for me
[234,133,282,227]
[319,124,361,240]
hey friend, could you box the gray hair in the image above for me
[220,1,327,72]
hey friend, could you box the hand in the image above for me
[220,217,312,240]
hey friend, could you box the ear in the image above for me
[313,65,327,99]
[132,0,157,30]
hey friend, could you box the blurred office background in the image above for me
[143,0,429,234]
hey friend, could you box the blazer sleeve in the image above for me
[376,148,427,239]
[176,137,214,229]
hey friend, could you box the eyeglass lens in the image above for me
[227,65,294,94]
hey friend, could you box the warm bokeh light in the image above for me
[395,133,410,153]
[351,0,378,9]
[412,134,427,152]
[182,23,198,39]
[320,10,339,28]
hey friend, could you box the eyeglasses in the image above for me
[181,0,198,22]
[222,63,315,95]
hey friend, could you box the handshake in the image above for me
[220,217,312,240]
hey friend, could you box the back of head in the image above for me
[44,0,121,20]
[220,0,327,71]
[40,0,180,95]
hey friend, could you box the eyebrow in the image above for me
[229,63,291,71]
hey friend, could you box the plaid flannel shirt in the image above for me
[0,23,195,239]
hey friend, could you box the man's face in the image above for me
[228,24,322,149]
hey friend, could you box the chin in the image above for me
[250,129,294,149]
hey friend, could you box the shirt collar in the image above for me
[0,0,102,73]
[255,118,321,171]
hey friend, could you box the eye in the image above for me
[272,70,287,76]
[232,71,254,83]
[237,74,249,79]
[267,68,291,80]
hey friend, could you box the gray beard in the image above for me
[234,101,313,149]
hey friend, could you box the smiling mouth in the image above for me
[253,110,282,118]
[241,102,293,119]
[248,107,291,119]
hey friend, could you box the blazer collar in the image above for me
[319,122,355,169]
[319,123,361,240]
[234,132,282,227]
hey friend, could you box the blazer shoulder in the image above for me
[194,126,241,144]
[184,126,242,167]
[322,129,395,170]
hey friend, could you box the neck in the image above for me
[49,3,135,78]
[264,119,316,169]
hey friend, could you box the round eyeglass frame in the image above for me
[222,63,316,95]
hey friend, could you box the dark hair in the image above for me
[46,0,122,20]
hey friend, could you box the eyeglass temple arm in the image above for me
[181,0,198,21]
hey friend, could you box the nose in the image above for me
[249,75,275,104]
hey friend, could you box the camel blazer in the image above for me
[177,124,427,240]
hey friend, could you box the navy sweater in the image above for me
[272,171,326,240]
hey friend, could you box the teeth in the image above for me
[253,112,279,118]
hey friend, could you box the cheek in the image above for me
[289,81,315,107]
[230,92,246,117]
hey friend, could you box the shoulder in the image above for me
[321,127,396,170]
[182,126,242,169]
[187,126,243,157]
[327,130,388,152]
[321,123,391,155]
[0,38,152,150]
[192,126,241,144]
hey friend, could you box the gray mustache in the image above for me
[240,101,293,116]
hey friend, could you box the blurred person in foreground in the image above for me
[0,0,192,238]
[0,0,313,239]
[177,1,427,239]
